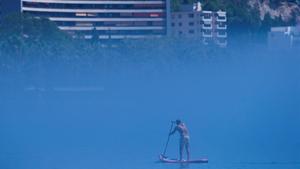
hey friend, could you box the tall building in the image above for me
[0,1,2,23]
[170,2,227,47]
[170,4,202,38]
[21,0,170,39]
[0,1,2,22]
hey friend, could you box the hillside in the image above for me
[173,0,300,32]
[249,0,300,22]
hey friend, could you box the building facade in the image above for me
[0,1,2,23]
[21,0,170,39]
[268,26,300,50]
[170,3,227,47]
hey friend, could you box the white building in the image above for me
[268,26,300,49]
[21,0,170,39]
[0,1,2,22]
[170,2,227,47]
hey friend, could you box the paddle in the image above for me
[161,121,174,158]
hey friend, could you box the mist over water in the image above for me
[0,40,300,169]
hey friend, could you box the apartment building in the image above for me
[21,0,170,39]
[268,26,300,49]
[0,1,2,23]
[170,4,202,38]
[171,2,227,47]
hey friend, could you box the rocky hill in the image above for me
[174,0,300,31]
[249,0,300,22]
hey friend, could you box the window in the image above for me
[218,30,226,35]
[218,16,226,20]
[189,22,194,26]
[150,13,159,17]
[189,30,195,34]
[188,13,194,18]
[218,22,226,28]
[87,13,97,17]
[203,13,212,19]
[76,22,93,27]
[120,13,132,17]
[152,21,164,26]
[76,13,87,16]
[178,22,182,26]
[171,23,175,27]
[134,21,147,26]
[203,30,212,34]
[203,23,211,28]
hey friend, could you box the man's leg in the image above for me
[179,139,184,161]
[185,141,190,161]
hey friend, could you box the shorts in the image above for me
[180,135,190,146]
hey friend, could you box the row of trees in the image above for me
[1,13,294,86]
[0,14,231,75]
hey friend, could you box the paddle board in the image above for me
[159,154,208,163]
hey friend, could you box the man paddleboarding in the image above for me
[169,119,190,161]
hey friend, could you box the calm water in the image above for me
[1,52,300,169]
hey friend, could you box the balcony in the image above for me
[202,38,209,45]
[22,0,166,5]
[202,11,212,22]
[202,31,212,38]
[98,34,162,39]
[217,16,227,22]
[22,7,165,13]
[217,38,227,47]
[216,11,226,22]
[202,16,212,22]
[49,17,164,22]
[217,31,227,38]
[202,23,212,30]
[217,23,227,30]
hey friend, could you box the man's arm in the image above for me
[169,126,178,135]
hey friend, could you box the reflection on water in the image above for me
[179,163,190,169]
[156,162,300,169]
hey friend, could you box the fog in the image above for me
[0,39,300,169]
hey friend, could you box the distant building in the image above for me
[21,0,170,40]
[170,2,227,47]
[0,1,2,22]
[268,26,300,50]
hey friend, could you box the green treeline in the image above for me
[0,14,230,74]
[0,13,297,78]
